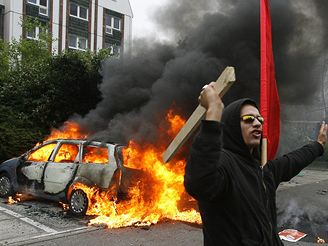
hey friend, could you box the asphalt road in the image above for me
[277,178,328,246]
[0,169,327,246]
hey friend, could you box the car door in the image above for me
[20,142,58,185]
[43,142,80,194]
[75,144,117,189]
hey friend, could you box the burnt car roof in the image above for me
[23,139,124,157]
[39,139,120,146]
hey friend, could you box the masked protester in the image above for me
[184,82,327,246]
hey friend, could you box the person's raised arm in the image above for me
[267,122,328,187]
[184,82,230,202]
[199,82,224,121]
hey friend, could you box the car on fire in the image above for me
[0,139,132,215]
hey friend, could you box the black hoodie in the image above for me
[185,98,323,246]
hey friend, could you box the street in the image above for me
[0,169,327,246]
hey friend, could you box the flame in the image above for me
[24,110,201,228]
[166,109,186,137]
[7,196,17,204]
[28,143,57,162]
[45,121,88,141]
[28,122,88,162]
[82,146,109,164]
[54,143,79,163]
[59,202,69,210]
[6,193,30,204]
[74,110,201,228]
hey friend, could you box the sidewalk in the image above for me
[277,168,328,246]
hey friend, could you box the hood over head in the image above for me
[221,98,260,161]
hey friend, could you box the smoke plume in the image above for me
[75,0,328,144]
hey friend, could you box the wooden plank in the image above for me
[162,67,236,163]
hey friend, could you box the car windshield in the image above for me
[82,145,109,164]
[27,143,57,162]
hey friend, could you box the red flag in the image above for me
[260,0,280,160]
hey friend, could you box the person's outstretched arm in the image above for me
[267,122,328,187]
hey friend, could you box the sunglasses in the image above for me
[240,115,264,124]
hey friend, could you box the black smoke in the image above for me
[75,0,328,144]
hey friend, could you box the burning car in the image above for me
[0,139,129,215]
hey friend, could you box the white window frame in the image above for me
[70,3,88,21]
[105,26,113,35]
[105,15,121,35]
[39,6,48,16]
[27,0,48,16]
[68,34,88,51]
[105,43,121,57]
[26,26,40,40]
[27,0,38,4]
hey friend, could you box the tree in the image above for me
[0,18,109,162]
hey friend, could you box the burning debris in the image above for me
[6,193,32,204]
[7,196,17,204]
[59,202,69,211]
[317,236,326,244]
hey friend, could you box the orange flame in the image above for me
[59,202,69,210]
[45,121,88,141]
[82,146,109,164]
[28,122,88,162]
[25,110,201,228]
[76,110,201,228]
[166,109,186,138]
[6,193,30,204]
[7,196,17,204]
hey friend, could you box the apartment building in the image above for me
[0,0,133,55]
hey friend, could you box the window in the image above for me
[82,146,109,164]
[79,6,87,19]
[105,14,121,34]
[69,35,77,48]
[70,3,78,16]
[70,3,88,21]
[39,0,48,16]
[105,43,121,56]
[39,0,47,6]
[113,18,120,30]
[54,143,79,163]
[26,26,39,40]
[105,26,113,35]
[69,34,88,51]
[78,37,87,50]
[28,143,57,162]
[27,0,48,16]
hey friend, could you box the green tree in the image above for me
[0,18,109,162]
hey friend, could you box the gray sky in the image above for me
[129,0,170,40]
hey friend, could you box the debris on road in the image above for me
[278,229,307,242]
[316,236,325,244]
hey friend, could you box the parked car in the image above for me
[0,139,134,215]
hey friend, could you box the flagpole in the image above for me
[261,138,267,166]
[260,0,280,164]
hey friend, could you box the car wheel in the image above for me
[0,173,13,198]
[69,189,88,216]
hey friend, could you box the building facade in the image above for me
[0,0,133,55]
